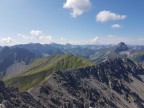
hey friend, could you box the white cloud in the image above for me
[30,30,43,39]
[63,0,92,17]
[96,11,127,23]
[60,37,65,41]
[0,37,16,46]
[90,37,99,44]
[30,30,53,44]
[111,24,121,28]
[0,31,144,46]
[0,30,54,46]
[59,37,67,44]
[69,40,86,45]
[38,36,53,44]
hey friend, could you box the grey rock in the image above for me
[0,80,44,108]
[29,58,144,108]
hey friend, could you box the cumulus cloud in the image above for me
[0,30,54,46]
[38,36,53,44]
[59,37,67,44]
[0,37,16,46]
[90,37,99,44]
[96,11,127,23]
[30,30,43,39]
[30,30,53,44]
[63,0,92,17]
[60,37,65,41]
[111,24,121,28]
[1,31,144,46]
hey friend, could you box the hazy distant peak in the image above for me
[115,42,129,52]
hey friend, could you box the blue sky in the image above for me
[0,0,144,46]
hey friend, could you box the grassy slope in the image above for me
[4,54,94,92]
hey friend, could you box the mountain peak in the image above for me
[115,42,129,52]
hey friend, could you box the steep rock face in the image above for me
[4,61,27,78]
[90,42,130,64]
[29,58,144,108]
[0,80,44,108]
[0,47,37,79]
[115,42,129,52]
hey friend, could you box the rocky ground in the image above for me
[29,58,144,108]
[0,81,44,108]
[1,58,144,108]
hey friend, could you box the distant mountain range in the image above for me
[1,42,144,80]
[1,42,144,107]
[90,42,144,65]
[0,42,143,63]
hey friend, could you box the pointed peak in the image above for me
[115,42,129,52]
[118,42,127,46]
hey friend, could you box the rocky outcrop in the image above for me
[0,80,44,108]
[115,42,129,52]
[29,58,144,108]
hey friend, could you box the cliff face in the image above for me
[0,81,44,108]
[115,42,129,52]
[29,58,144,108]
[0,47,37,79]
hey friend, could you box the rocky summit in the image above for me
[0,80,44,108]
[29,58,144,108]
[115,42,129,52]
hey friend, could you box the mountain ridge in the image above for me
[4,54,94,92]
[29,58,144,108]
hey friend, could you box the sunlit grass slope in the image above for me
[4,54,94,92]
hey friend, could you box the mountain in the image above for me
[29,58,144,108]
[90,42,144,65]
[89,42,129,63]
[0,47,37,79]
[2,42,144,63]
[12,43,110,59]
[4,54,94,92]
[115,42,129,52]
[63,46,96,59]
[0,80,44,108]
[13,43,64,56]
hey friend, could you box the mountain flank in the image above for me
[0,47,37,79]
[29,58,144,108]
[115,42,129,52]
[4,54,94,92]
[0,80,44,108]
